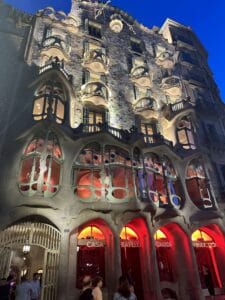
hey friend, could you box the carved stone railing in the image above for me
[163,98,195,120]
[39,59,73,83]
[83,49,108,74]
[81,81,108,106]
[133,97,159,119]
[42,35,70,54]
[130,65,151,87]
[161,76,182,98]
[73,123,173,149]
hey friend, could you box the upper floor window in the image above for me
[19,133,62,197]
[180,51,198,65]
[130,39,143,54]
[134,152,182,209]
[176,116,196,150]
[33,81,65,124]
[186,158,213,209]
[73,143,133,203]
[86,20,102,39]
[83,107,108,133]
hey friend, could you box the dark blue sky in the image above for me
[3,0,225,101]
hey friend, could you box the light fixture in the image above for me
[23,241,31,255]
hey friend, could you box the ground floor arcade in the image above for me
[1,215,225,300]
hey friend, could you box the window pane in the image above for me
[33,97,44,118]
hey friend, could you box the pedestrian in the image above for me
[92,276,103,300]
[0,278,10,300]
[113,276,137,300]
[78,275,94,300]
[15,276,32,300]
[30,273,41,300]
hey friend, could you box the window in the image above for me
[175,32,193,46]
[19,133,62,197]
[186,158,213,208]
[33,81,65,124]
[83,107,108,133]
[73,144,133,202]
[141,122,158,144]
[176,116,196,150]
[87,21,101,39]
[134,152,182,208]
[180,51,198,65]
[130,39,143,54]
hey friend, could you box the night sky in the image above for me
[3,0,225,101]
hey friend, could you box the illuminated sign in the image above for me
[155,241,171,248]
[78,239,105,247]
[193,242,216,248]
[120,240,140,248]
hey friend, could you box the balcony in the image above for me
[41,35,70,59]
[156,51,174,69]
[83,49,108,74]
[73,123,173,149]
[143,133,173,148]
[163,98,195,120]
[133,97,159,119]
[130,65,151,88]
[81,81,108,107]
[161,76,182,99]
[39,58,73,83]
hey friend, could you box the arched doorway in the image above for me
[154,229,174,283]
[120,219,151,300]
[192,225,225,296]
[76,225,105,288]
[0,221,61,300]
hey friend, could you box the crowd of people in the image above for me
[79,275,137,300]
[0,273,41,300]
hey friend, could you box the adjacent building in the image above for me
[0,0,225,299]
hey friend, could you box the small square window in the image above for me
[130,39,142,54]
[87,21,102,39]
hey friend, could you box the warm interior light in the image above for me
[154,229,167,241]
[191,229,213,242]
[78,225,105,240]
[23,243,31,254]
[120,226,138,240]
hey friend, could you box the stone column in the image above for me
[57,229,70,300]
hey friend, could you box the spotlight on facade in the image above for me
[22,242,31,255]
[109,14,123,33]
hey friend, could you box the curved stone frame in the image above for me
[72,143,134,203]
[135,151,183,209]
[185,157,214,209]
[19,132,63,198]
[32,80,66,124]
[0,221,61,300]
[176,115,196,150]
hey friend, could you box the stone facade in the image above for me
[0,0,225,299]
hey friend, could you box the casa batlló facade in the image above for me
[0,0,225,299]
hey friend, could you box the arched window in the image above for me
[144,153,168,206]
[19,133,62,197]
[73,144,133,202]
[163,156,182,209]
[33,81,65,124]
[186,158,213,208]
[136,153,183,208]
[176,116,196,149]
[154,229,174,282]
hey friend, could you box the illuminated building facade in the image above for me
[0,0,225,299]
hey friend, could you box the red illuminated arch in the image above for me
[78,225,105,240]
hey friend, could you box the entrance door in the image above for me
[77,225,105,288]
[192,229,222,293]
[0,222,61,300]
[120,226,143,300]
